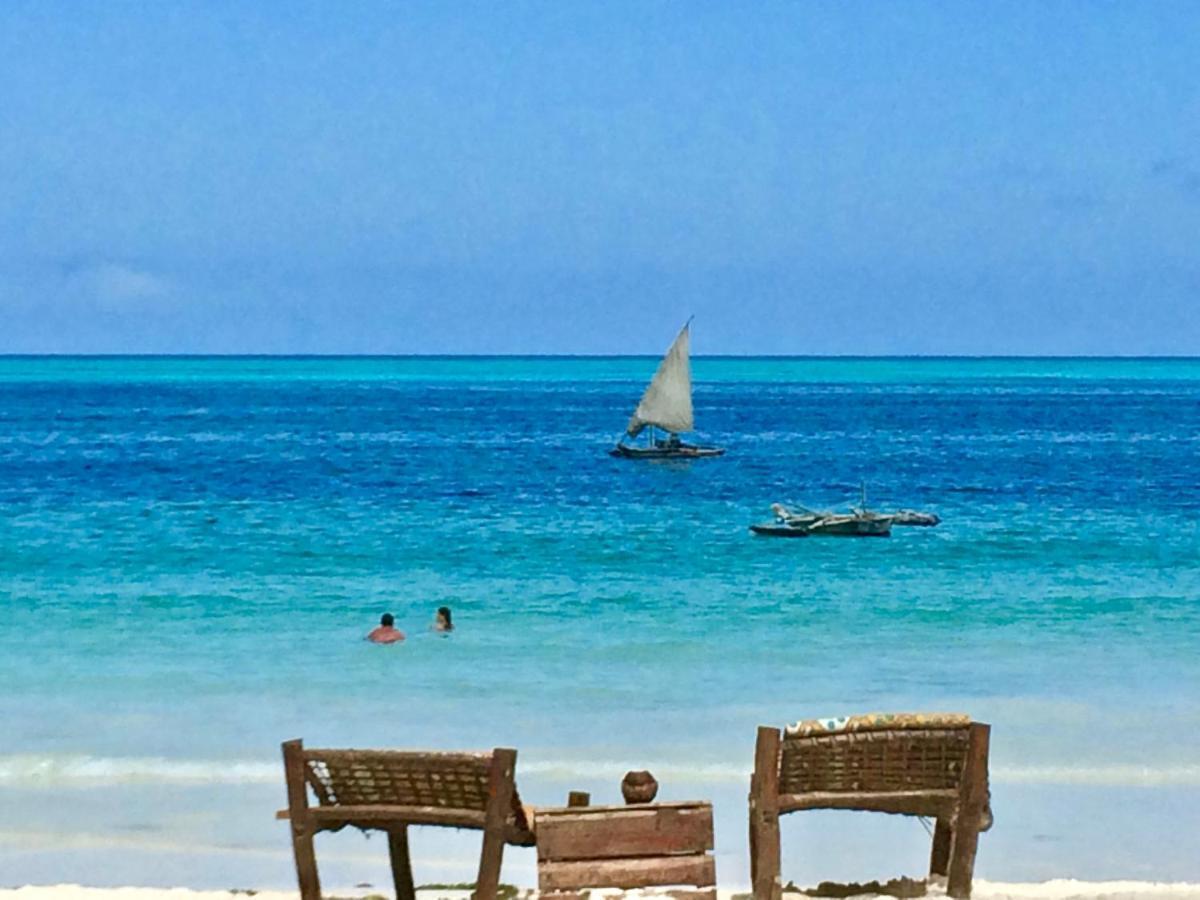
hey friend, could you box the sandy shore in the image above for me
[4,884,1200,900]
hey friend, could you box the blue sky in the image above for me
[1,1,1197,354]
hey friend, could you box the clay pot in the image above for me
[621,770,658,804]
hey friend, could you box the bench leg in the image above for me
[389,827,416,900]
[282,740,321,900]
[290,824,321,900]
[947,824,980,899]
[750,803,781,900]
[947,723,991,899]
[474,748,517,900]
[475,829,506,900]
[929,817,953,878]
[750,727,782,900]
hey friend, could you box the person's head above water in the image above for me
[368,612,404,644]
[435,606,453,631]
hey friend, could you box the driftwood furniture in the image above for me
[535,801,716,900]
[749,713,991,900]
[278,739,535,900]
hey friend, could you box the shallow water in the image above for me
[1,357,1198,886]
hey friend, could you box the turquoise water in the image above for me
[1,357,1198,888]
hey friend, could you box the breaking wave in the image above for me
[3,755,1199,788]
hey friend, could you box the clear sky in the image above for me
[1,1,1197,354]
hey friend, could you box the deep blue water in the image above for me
[1,357,1198,888]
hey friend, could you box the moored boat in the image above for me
[749,522,811,537]
[750,488,896,538]
[610,319,725,459]
[610,439,726,459]
[891,509,941,526]
[805,511,893,536]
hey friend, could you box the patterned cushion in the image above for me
[785,712,971,738]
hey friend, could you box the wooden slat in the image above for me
[542,891,715,900]
[538,855,716,891]
[779,788,957,817]
[659,891,717,900]
[536,801,709,818]
[536,804,713,862]
[307,805,487,830]
[303,748,491,765]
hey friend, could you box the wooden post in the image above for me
[475,747,517,900]
[929,818,953,878]
[749,726,782,900]
[567,791,591,808]
[388,826,416,900]
[748,772,759,887]
[947,723,990,899]
[282,739,322,900]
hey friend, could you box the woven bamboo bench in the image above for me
[278,739,535,900]
[748,714,991,900]
[535,801,716,900]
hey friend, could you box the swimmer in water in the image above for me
[367,613,405,644]
[433,606,454,633]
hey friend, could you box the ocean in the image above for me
[1,356,1198,890]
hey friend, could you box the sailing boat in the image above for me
[610,319,725,459]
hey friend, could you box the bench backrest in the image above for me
[753,714,989,821]
[302,748,496,811]
[282,741,530,837]
[780,725,971,796]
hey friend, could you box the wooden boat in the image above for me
[750,510,893,538]
[610,439,725,459]
[892,509,941,526]
[805,511,893,537]
[750,490,894,538]
[610,319,725,459]
[749,522,811,537]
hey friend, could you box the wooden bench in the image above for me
[278,739,535,900]
[749,714,991,900]
[535,801,717,900]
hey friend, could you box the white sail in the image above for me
[627,322,694,437]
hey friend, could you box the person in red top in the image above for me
[367,613,405,644]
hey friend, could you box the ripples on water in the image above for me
[1,358,1198,787]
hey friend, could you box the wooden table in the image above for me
[534,801,716,900]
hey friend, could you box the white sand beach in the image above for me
[2,884,1200,900]
[5,885,1200,900]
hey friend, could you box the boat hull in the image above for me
[750,524,810,537]
[609,443,726,459]
[891,510,941,526]
[751,515,894,537]
[808,518,892,537]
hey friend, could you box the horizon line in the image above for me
[2,353,1200,361]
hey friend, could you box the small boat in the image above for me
[750,486,895,538]
[891,509,941,527]
[751,503,893,538]
[748,521,811,538]
[610,319,725,459]
[610,438,726,459]
[805,511,893,537]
